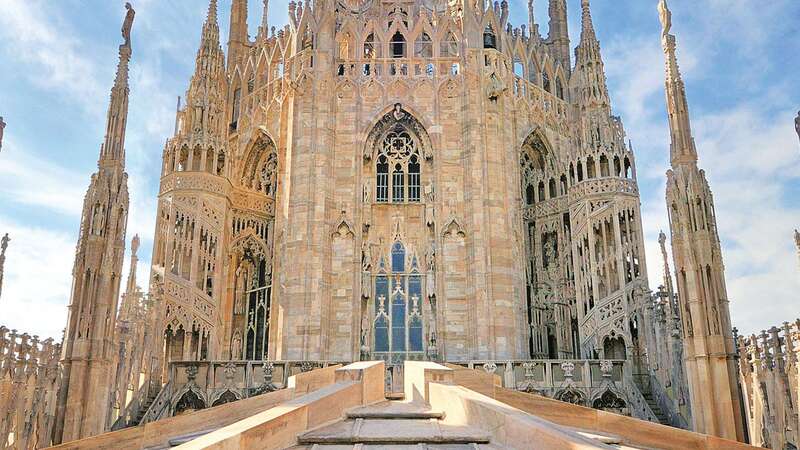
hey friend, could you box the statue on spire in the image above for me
[794,110,799,145]
[122,2,135,49]
[658,0,672,39]
[0,116,5,152]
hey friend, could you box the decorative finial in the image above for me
[657,0,672,39]
[794,229,800,249]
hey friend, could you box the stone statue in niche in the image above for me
[426,241,436,272]
[426,241,436,298]
[361,240,373,272]
[361,240,372,300]
[424,182,435,227]
[193,104,204,132]
[362,181,371,203]
[424,181,435,203]
[231,331,242,360]
[360,303,371,359]
[542,233,557,269]
[91,204,105,236]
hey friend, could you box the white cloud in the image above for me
[0,140,86,216]
[0,0,108,118]
[601,2,800,336]
[0,218,74,339]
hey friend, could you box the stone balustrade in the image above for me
[0,325,61,449]
[737,320,800,449]
[143,360,348,423]
[450,359,633,415]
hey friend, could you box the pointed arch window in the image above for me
[390,31,406,58]
[372,242,425,360]
[236,244,273,361]
[528,63,538,84]
[555,77,565,100]
[414,33,432,58]
[542,72,551,93]
[483,25,497,49]
[302,28,314,50]
[231,87,242,131]
[364,33,381,58]
[440,32,459,57]
[375,129,421,204]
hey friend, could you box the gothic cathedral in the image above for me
[151,0,650,371]
[46,0,751,445]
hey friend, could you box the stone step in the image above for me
[347,402,445,420]
[298,419,491,446]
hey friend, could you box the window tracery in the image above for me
[232,235,272,361]
[414,33,432,58]
[372,242,425,362]
[241,137,278,197]
[376,129,421,203]
[440,32,458,57]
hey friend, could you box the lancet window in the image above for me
[372,242,425,361]
[390,31,406,58]
[376,129,421,203]
[414,33,432,58]
[519,132,549,205]
[364,33,381,58]
[241,136,278,197]
[543,72,551,94]
[483,25,497,49]
[230,87,241,131]
[233,239,273,361]
[440,32,458,57]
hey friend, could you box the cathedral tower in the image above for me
[659,0,745,440]
[149,0,229,373]
[54,3,135,443]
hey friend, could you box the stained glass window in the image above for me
[371,242,426,360]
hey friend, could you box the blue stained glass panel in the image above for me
[375,276,388,313]
[391,292,406,351]
[408,276,422,305]
[391,242,405,273]
[374,316,389,352]
[410,316,423,352]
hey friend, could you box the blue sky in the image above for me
[0,0,798,340]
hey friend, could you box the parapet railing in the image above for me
[450,359,635,415]
[144,360,348,422]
